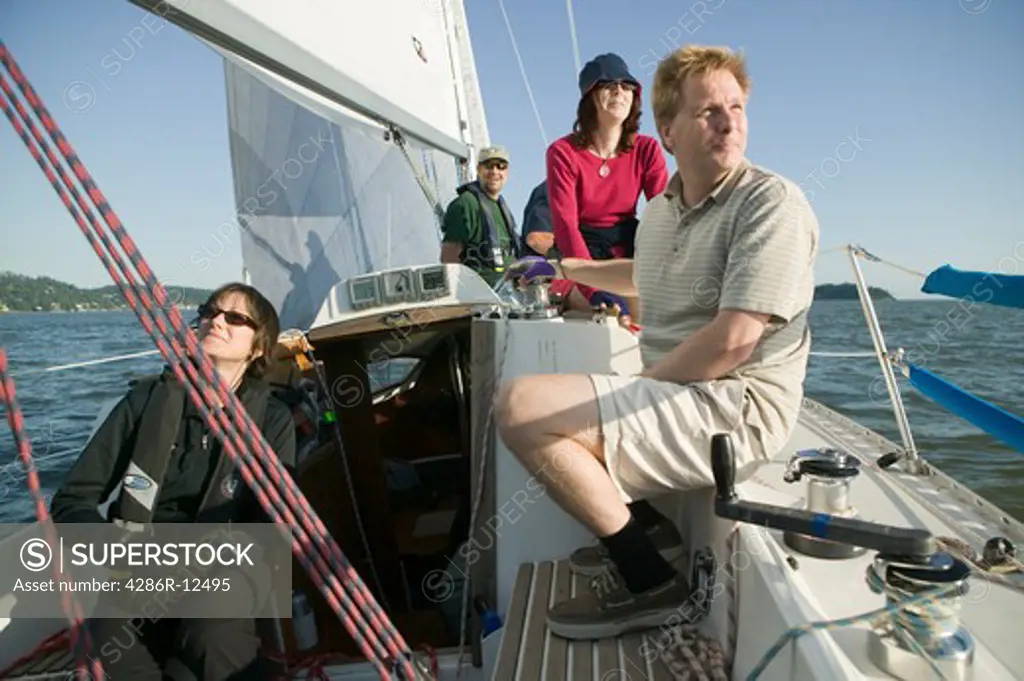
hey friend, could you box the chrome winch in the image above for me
[491,278,561,319]
[515,279,559,319]
[782,447,865,559]
[866,552,975,680]
[709,433,976,681]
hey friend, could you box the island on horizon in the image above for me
[813,282,895,301]
[0,271,895,313]
[0,272,211,313]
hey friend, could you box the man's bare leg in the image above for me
[495,373,677,594]
[496,373,629,535]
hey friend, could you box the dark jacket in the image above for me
[521,181,553,255]
[50,370,297,525]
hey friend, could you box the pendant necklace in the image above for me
[594,147,613,178]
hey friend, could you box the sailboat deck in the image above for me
[487,398,1024,681]
[493,561,721,681]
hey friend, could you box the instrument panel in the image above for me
[347,265,450,310]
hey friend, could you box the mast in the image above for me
[446,0,490,171]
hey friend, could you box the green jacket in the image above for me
[441,182,521,286]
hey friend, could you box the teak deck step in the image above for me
[1,645,74,680]
[493,561,727,681]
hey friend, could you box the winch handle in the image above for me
[711,433,736,503]
[709,433,936,559]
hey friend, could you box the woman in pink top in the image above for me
[546,53,669,319]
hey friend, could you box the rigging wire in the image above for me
[12,349,161,376]
[565,0,582,79]
[852,244,928,279]
[820,244,928,279]
[495,0,548,147]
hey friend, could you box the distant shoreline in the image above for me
[0,272,211,313]
[0,271,895,312]
[0,306,199,314]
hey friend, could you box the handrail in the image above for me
[846,245,921,466]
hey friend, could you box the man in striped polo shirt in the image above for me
[497,45,819,640]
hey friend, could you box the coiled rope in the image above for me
[0,349,105,681]
[0,39,420,681]
[864,567,965,655]
[746,579,961,681]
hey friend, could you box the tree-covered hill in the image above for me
[813,282,894,301]
[0,272,211,312]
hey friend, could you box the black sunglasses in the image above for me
[597,80,636,92]
[197,303,258,330]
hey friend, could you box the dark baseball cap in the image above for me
[578,53,640,96]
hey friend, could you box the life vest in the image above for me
[457,181,522,272]
[111,371,270,525]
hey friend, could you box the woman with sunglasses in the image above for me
[541,53,677,565]
[50,282,296,681]
[546,52,669,324]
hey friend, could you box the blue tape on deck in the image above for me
[810,513,832,538]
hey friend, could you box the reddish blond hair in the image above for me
[651,45,751,132]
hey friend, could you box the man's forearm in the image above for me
[640,318,759,384]
[560,258,636,296]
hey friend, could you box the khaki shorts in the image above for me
[589,374,769,503]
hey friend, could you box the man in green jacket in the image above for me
[440,145,522,286]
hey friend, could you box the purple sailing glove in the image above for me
[589,290,630,316]
[505,255,558,281]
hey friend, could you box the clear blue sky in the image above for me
[0,0,1021,299]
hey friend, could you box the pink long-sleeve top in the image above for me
[546,133,669,301]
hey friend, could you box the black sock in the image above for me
[599,516,676,593]
[628,499,667,530]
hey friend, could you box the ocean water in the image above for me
[1,300,1022,523]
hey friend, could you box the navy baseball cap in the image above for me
[578,53,641,96]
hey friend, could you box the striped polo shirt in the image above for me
[633,159,820,453]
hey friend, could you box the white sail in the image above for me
[132,0,488,329]
[130,0,477,155]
